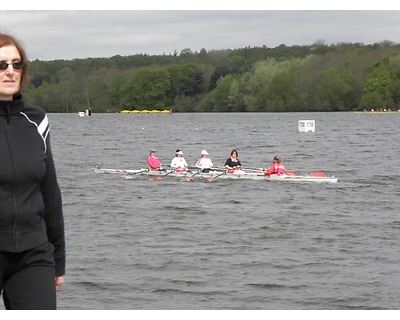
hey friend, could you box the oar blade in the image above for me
[310,172,325,177]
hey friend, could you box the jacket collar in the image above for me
[0,93,24,116]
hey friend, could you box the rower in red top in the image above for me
[264,155,286,176]
[146,148,164,171]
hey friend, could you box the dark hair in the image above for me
[231,149,238,157]
[0,33,29,90]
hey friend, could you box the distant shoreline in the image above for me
[354,111,400,114]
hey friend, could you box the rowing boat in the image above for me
[145,170,338,183]
[92,166,338,183]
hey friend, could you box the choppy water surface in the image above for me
[49,112,400,309]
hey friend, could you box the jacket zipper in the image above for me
[3,116,19,251]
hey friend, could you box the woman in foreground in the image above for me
[0,33,65,310]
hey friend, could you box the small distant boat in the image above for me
[78,108,92,117]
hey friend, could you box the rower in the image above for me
[224,149,242,172]
[146,149,165,171]
[195,149,214,173]
[264,155,286,176]
[170,149,189,172]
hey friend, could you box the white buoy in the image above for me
[298,120,315,132]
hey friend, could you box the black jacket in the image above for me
[0,94,65,276]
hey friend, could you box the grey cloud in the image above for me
[1,10,399,61]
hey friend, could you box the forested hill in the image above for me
[24,41,400,113]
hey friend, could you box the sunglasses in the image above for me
[0,60,24,71]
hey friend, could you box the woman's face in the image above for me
[0,45,22,100]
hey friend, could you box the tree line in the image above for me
[23,41,400,113]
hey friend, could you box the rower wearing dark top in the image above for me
[224,149,242,170]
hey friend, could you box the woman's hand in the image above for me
[55,276,65,291]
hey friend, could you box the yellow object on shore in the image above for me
[120,109,172,114]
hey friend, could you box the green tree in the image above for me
[125,67,171,110]
[24,41,400,113]
[87,75,108,112]
[247,57,308,111]
[315,68,358,111]
[226,74,252,112]
[31,81,66,112]
[265,71,298,112]
[212,75,235,112]
[167,64,204,99]
[360,59,393,109]
[109,73,129,110]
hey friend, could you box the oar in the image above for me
[207,171,227,182]
[244,167,266,172]
[119,168,149,179]
[163,169,176,177]
[130,168,149,175]
[186,170,201,181]
[245,167,298,175]
[152,169,176,180]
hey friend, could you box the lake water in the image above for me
[40,112,400,309]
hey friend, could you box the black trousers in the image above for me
[0,242,57,310]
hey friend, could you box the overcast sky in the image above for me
[1,4,400,61]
